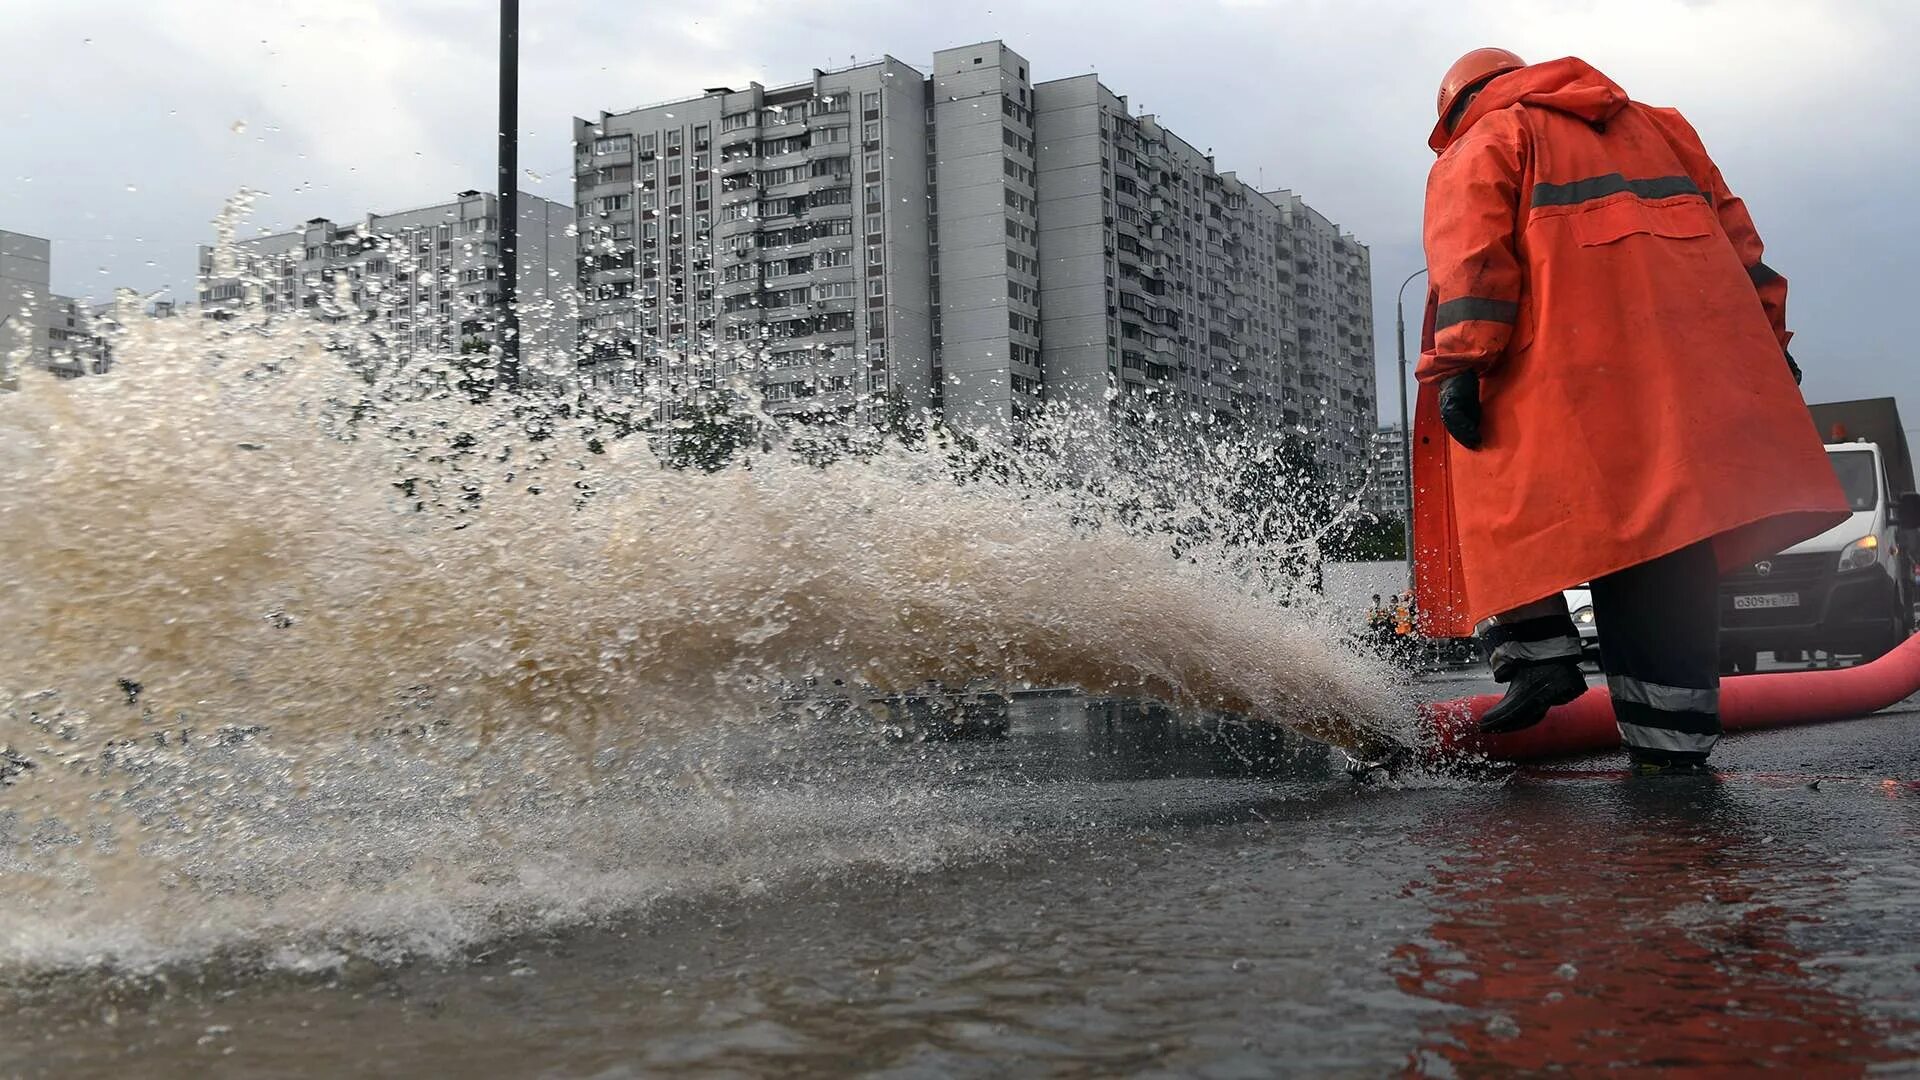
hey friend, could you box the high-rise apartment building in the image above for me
[928,42,1043,430]
[198,190,575,371]
[574,41,1375,472]
[1266,190,1376,473]
[574,57,936,418]
[1034,80,1359,432]
[1368,424,1410,520]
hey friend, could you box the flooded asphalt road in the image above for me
[6,675,1920,1078]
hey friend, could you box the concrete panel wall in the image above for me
[0,230,52,386]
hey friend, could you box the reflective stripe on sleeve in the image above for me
[1434,296,1519,331]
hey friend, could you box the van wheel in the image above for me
[1863,591,1914,662]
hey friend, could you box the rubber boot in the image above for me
[1478,659,1587,735]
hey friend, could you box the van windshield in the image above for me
[1829,449,1880,512]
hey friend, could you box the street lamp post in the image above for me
[496,0,520,390]
[1395,267,1429,571]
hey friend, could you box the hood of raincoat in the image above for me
[1429,56,1631,154]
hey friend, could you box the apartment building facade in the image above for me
[0,229,120,384]
[198,190,575,371]
[1368,424,1410,520]
[45,294,112,377]
[574,40,1375,473]
[574,56,939,420]
[1,229,52,389]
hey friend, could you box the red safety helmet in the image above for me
[1436,47,1527,123]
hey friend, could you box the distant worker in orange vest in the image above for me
[1411,49,1849,772]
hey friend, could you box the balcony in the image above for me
[762,145,811,170]
[715,215,758,239]
[808,199,854,222]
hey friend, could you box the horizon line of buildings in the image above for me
[11,38,1381,483]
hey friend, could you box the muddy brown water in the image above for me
[5,692,1919,1078]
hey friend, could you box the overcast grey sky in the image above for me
[4,0,1915,433]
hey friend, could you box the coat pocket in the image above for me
[1565,196,1716,247]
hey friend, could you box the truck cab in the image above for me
[1718,398,1920,672]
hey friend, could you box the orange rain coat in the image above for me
[1412,57,1848,638]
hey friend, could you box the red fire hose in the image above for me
[1421,633,1920,762]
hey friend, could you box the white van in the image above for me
[1718,399,1919,672]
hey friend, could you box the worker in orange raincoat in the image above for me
[1412,49,1849,770]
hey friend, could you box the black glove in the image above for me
[1785,349,1802,385]
[1438,371,1483,450]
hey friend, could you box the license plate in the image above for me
[1733,593,1800,610]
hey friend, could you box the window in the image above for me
[862,122,879,142]
[864,184,882,208]
[815,125,848,144]
[814,281,853,301]
[600,194,631,212]
[639,133,656,153]
[865,213,883,235]
[722,111,754,132]
[861,91,880,114]
[799,189,846,214]
[593,135,631,155]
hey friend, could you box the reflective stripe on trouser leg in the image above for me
[1477,596,1580,682]
[1609,675,1721,762]
[1590,541,1722,766]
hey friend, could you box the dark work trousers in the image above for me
[1478,541,1722,765]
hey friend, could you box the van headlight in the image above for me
[1838,535,1880,573]
[1573,605,1596,626]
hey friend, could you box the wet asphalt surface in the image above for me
[5,665,1920,1078]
